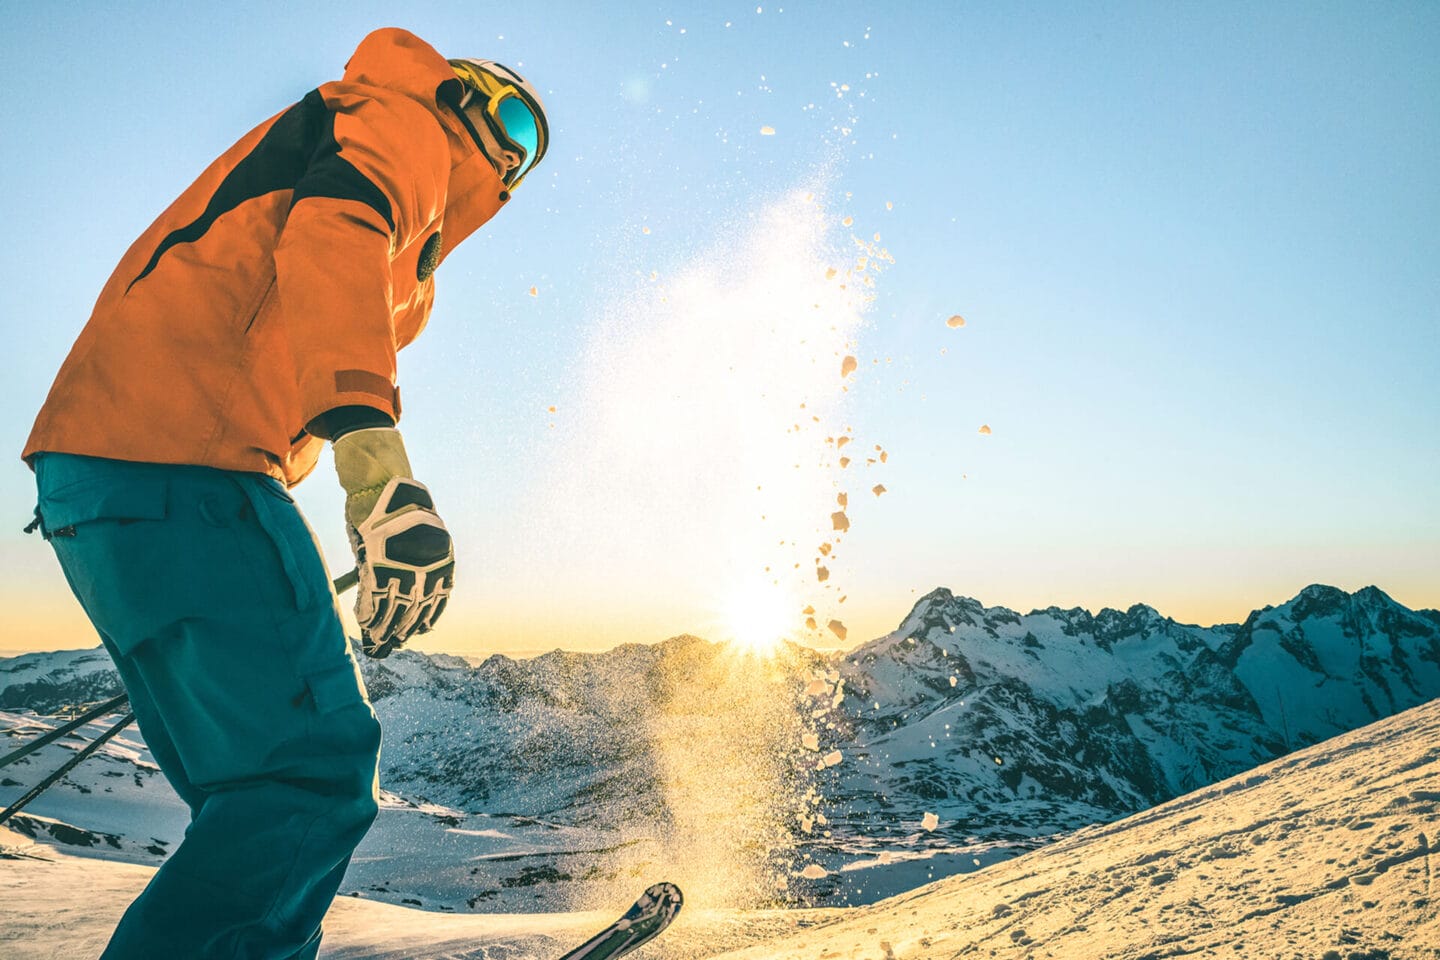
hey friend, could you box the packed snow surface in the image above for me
[4,695,1438,958]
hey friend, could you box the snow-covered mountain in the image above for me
[3,583,1437,911]
[827,583,1440,839]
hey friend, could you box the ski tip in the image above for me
[556,883,686,960]
[638,881,683,915]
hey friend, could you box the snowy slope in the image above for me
[4,694,1437,958]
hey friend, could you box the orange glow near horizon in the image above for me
[4,576,1439,661]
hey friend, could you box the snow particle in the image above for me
[922,812,939,831]
[760,125,776,136]
[801,732,820,751]
[823,749,843,766]
[872,484,886,497]
[830,511,850,532]
[799,864,828,879]
[947,314,966,328]
[528,285,538,297]
[840,355,858,378]
[978,424,992,435]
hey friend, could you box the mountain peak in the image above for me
[1296,583,1350,603]
[1352,584,1396,607]
[917,586,956,605]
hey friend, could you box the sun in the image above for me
[719,580,795,657]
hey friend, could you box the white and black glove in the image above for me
[333,427,454,658]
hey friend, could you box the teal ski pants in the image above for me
[32,453,381,960]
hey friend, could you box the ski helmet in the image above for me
[448,58,549,190]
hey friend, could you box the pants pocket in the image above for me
[304,659,371,715]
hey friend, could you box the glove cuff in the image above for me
[333,427,414,526]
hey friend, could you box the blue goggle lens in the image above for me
[494,96,541,178]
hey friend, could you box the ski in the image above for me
[555,882,683,960]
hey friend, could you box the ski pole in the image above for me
[0,693,130,770]
[0,712,135,828]
[333,568,359,595]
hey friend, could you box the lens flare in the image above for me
[719,579,795,656]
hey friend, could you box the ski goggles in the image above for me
[451,62,548,189]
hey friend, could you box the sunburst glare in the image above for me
[718,578,796,656]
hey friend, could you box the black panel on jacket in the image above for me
[127,89,396,292]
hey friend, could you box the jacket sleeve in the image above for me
[273,91,449,427]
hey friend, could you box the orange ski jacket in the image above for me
[24,28,509,487]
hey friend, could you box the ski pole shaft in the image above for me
[333,568,359,595]
[0,712,135,827]
[0,694,131,770]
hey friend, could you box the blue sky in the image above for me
[3,2,1437,656]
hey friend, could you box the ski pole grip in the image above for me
[333,568,359,595]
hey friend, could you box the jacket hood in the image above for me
[342,28,509,261]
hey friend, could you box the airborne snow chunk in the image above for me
[922,812,939,831]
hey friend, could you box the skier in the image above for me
[20,28,547,959]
